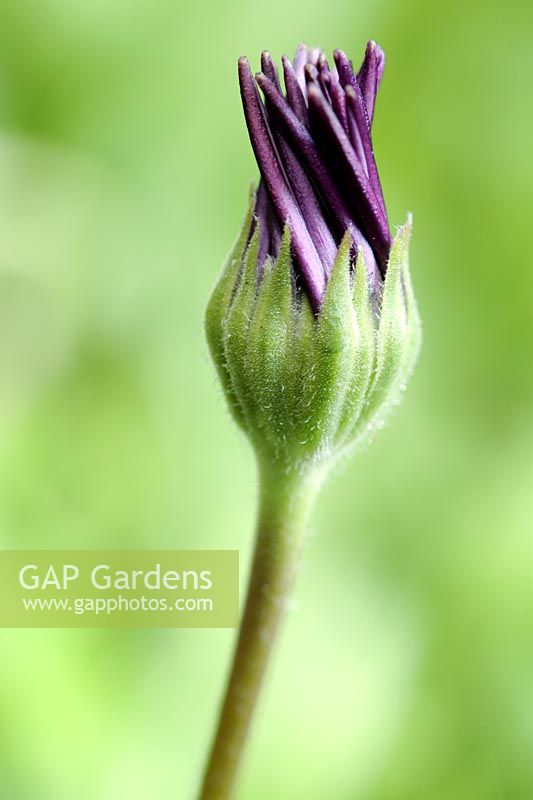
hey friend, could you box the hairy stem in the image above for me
[197,460,324,800]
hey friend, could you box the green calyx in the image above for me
[205,194,422,473]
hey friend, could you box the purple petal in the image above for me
[239,57,326,309]
[333,50,371,170]
[253,181,281,273]
[333,49,357,93]
[260,50,282,91]
[325,71,349,134]
[257,70,338,273]
[255,71,354,236]
[281,55,308,126]
[316,54,332,101]
[307,83,391,267]
[292,44,308,93]
[304,62,320,87]
[345,103,368,175]
[306,47,322,68]
[350,226,381,297]
[345,84,387,221]
[356,41,385,124]
[274,136,337,275]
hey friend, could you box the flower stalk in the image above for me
[198,462,324,799]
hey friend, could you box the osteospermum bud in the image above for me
[206,42,421,471]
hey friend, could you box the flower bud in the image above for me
[206,42,421,471]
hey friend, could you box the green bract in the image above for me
[206,195,421,472]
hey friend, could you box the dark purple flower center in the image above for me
[238,41,391,312]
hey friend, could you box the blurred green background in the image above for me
[0,0,532,797]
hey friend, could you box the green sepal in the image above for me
[352,216,421,450]
[205,190,256,428]
[398,215,422,379]
[246,229,293,458]
[336,247,377,447]
[302,232,357,461]
[284,287,317,465]
[222,225,261,429]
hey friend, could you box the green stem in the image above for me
[197,460,324,800]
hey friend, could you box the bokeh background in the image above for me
[0,0,532,797]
